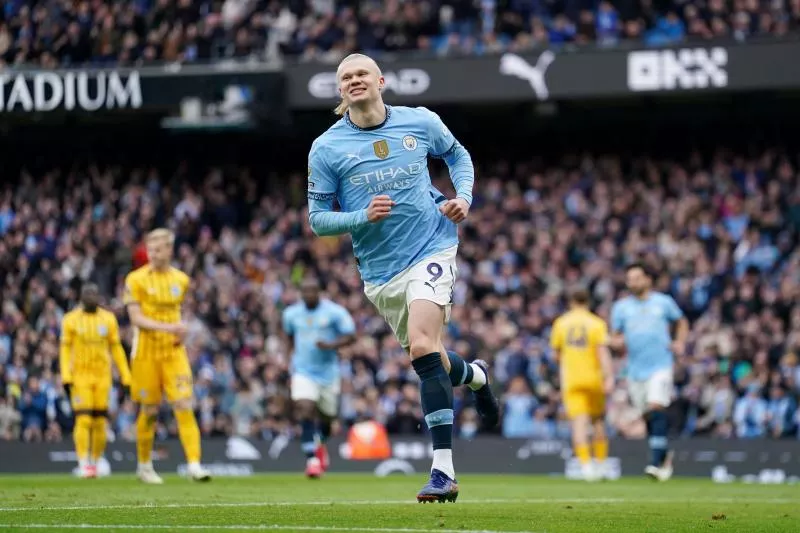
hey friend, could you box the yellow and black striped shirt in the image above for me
[123,265,190,361]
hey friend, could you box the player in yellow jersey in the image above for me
[60,283,132,479]
[124,228,211,484]
[550,286,615,482]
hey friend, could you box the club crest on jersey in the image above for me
[373,140,390,160]
[402,135,418,151]
[170,284,181,297]
[98,325,107,336]
[306,317,314,326]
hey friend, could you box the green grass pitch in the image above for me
[0,473,797,532]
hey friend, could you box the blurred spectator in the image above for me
[386,399,423,435]
[19,377,48,442]
[767,384,796,438]
[0,396,22,440]
[502,376,537,438]
[694,374,735,437]
[734,384,769,438]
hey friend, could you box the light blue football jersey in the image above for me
[282,299,356,385]
[610,292,684,381]
[307,105,474,285]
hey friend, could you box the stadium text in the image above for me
[627,47,728,92]
[307,69,431,99]
[0,71,143,112]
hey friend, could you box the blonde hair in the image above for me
[334,100,348,116]
[145,228,175,244]
[334,53,381,116]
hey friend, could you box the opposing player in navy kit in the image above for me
[306,53,499,503]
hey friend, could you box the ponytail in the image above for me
[334,100,348,116]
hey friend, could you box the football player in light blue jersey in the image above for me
[307,53,499,503]
[282,278,357,479]
[610,263,688,482]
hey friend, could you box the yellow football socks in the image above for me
[575,443,591,465]
[594,438,609,462]
[74,415,92,463]
[174,409,201,464]
[91,417,107,463]
[136,411,156,465]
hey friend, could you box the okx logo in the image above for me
[627,47,728,92]
[499,51,555,100]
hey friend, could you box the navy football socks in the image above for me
[446,351,474,387]
[412,352,454,451]
[648,410,669,467]
[318,418,332,442]
[300,419,317,458]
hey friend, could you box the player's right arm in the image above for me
[307,140,393,236]
[58,313,75,387]
[124,273,183,335]
[608,301,625,352]
[281,307,295,357]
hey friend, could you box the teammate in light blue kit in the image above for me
[307,53,499,503]
[283,278,357,479]
[610,263,688,482]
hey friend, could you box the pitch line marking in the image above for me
[0,525,541,533]
[0,497,795,513]
[0,498,611,512]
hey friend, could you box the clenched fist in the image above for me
[367,195,395,223]
[439,198,470,224]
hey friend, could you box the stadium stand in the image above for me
[1,146,799,444]
[2,0,800,67]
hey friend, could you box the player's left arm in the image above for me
[423,108,474,224]
[175,272,191,344]
[594,320,615,394]
[317,306,357,351]
[665,295,688,357]
[107,314,132,387]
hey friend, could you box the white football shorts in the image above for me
[363,245,458,351]
[290,374,340,417]
[628,367,674,414]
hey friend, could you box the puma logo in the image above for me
[499,51,556,100]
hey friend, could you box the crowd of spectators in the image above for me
[2,0,800,68]
[1,146,800,446]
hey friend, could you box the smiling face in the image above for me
[336,54,384,114]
